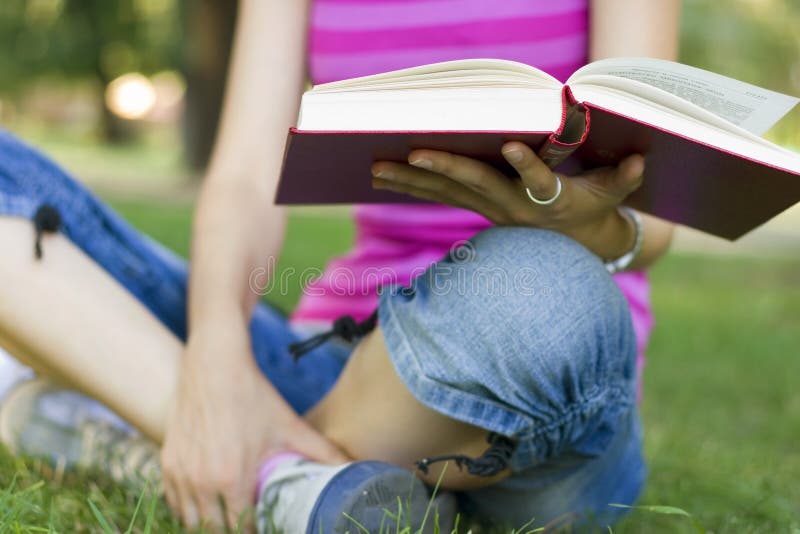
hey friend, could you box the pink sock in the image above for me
[256,452,305,496]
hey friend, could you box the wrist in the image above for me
[564,208,635,261]
[186,310,252,360]
[603,207,636,260]
[188,292,247,330]
[603,207,643,274]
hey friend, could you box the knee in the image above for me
[458,226,635,372]
[423,227,631,334]
[469,226,633,337]
[388,226,636,365]
[379,227,638,455]
[460,226,603,284]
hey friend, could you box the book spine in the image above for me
[537,138,582,168]
[537,85,590,169]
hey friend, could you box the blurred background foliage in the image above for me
[0,0,797,180]
[0,0,236,172]
[680,0,800,145]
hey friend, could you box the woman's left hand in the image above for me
[371,141,645,259]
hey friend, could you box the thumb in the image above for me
[286,420,351,465]
[606,154,645,197]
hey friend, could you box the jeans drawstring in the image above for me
[415,432,517,477]
[288,310,378,361]
[33,204,62,260]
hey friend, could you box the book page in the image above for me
[313,59,562,92]
[574,74,766,140]
[297,87,563,132]
[571,84,800,174]
[570,57,798,135]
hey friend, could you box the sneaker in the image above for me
[256,453,457,534]
[0,347,35,402]
[0,378,159,486]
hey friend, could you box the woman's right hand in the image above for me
[167,1,324,528]
[160,312,349,531]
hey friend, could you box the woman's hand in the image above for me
[160,314,349,532]
[371,142,645,261]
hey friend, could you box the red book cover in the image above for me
[276,87,800,240]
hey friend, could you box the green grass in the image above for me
[1,195,799,532]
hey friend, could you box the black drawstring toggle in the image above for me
[288,310,378,361]
[33,204,62,260]
[415,432,517,477]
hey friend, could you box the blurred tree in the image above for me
[0,0,181,142]
[180,0,238,171]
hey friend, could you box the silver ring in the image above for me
[526,174,563,206]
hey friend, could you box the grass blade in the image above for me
[610,503,706,534]
[342,512,371,534]
[124,486,147,534]
[87,498,118,534]
[143,486,159,534]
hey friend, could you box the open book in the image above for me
[276,57,800,239]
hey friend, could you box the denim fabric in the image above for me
[379,227,643,525]
[0,130,645,527]
[462,409,646,528]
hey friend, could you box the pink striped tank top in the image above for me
[292,0,654,387]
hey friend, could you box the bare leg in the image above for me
[0,327,54,378]
[0,217,180,443]
[0,216,503,490]
[306,328,509,490]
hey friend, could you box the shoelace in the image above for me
[81,421,160,487]
[415,432,517,477]
[288,310,378,360]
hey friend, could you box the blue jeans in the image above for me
[0,130,645,529]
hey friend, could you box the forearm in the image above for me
[588,0,682,268]
[188,0,309,342]
[189,180,285,330]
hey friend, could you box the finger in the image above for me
[608,154,645,196]
[196,492,228,533]
[401,150,521,204]
[223,490,254,533]
[177,484,201,530]
[372,177,510,224]
[372,164,505,216]
[163,475,180,519]
[288,419,350,465]
[573,154,645,202]
[501,142,561,201]
[161,449,182,520]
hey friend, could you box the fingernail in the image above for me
[409,158,433,170]
[502,148,524,163]
[629,156,645,177]
[373,169,395,180]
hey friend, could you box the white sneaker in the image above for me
[0,378,159,486]
[256,454,456,534]
[0,347,34,402]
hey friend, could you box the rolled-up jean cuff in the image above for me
[379,296,535,463]
[379,294,635,473]
[376,227,639,474]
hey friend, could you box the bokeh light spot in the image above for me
[105,73,156,120]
